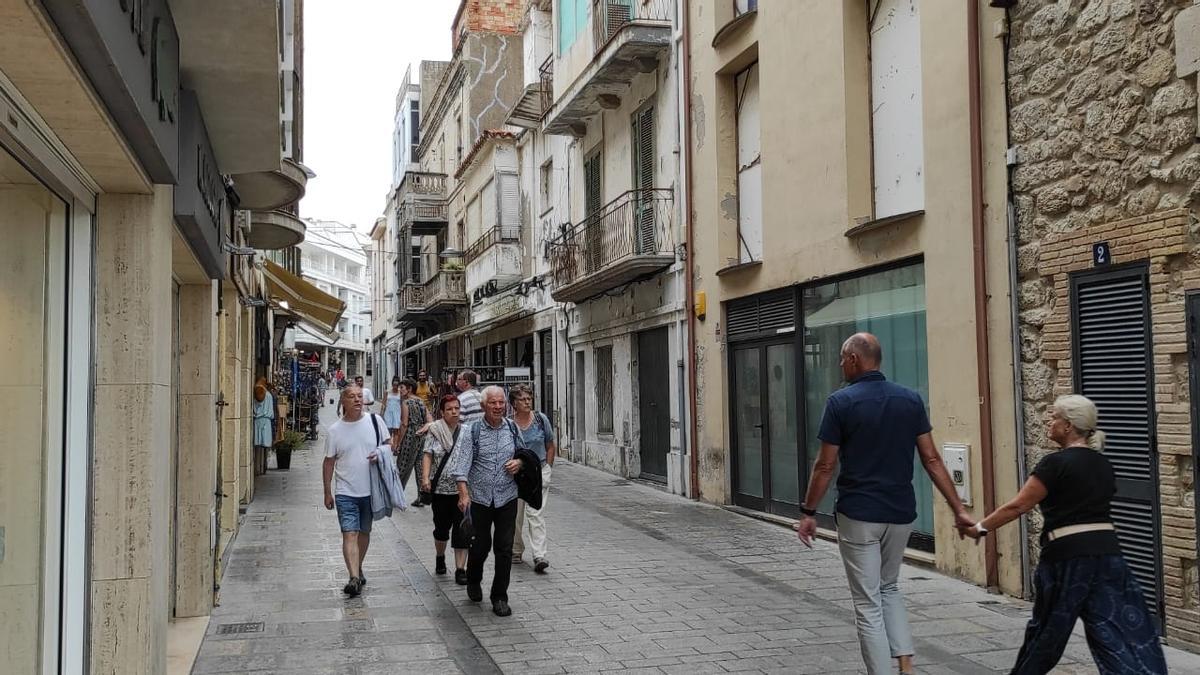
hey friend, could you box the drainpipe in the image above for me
[1000,4,1033,599]
[681,0,700,500]
[968,0,1000,591]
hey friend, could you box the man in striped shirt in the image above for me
[456,369,484,425]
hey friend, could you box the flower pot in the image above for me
[275,447,293,470]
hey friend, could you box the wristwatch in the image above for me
[974,523,989,537]
[799,505,817,517]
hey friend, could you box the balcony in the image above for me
[396,171,448,236]
[544,0,672,136]
[247,208,306,250]
[549,189,675,303]
[396,271,467,325]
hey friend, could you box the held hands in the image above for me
[503,459,521,476]
[954,509,982,541]
[794,516,817,549]
[420,479,432,493]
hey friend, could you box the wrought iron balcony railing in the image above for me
[548,189,674,293]
[538,55,554,117]
[592,0,673,55]
[465,226,520,264]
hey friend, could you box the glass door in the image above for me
[0,145,68,673]
[731,341,801,515]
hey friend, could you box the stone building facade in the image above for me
[1009,0,1199,650]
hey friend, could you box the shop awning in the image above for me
[803,286,925,329]
[399,334,443,357]
[466,309,533,337]
[261,259,346,336]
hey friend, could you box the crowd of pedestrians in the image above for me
[315,348,1165,674]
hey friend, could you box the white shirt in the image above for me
[325,414,386,498]
[361,387,375,405]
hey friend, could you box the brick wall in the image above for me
[1032,208,1199,649]
[459,0,524,36]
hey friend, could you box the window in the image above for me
[631,104,656,254]
[800,262,933,540]
[734,0,757,16]
[539,159,553,213]
[557,0,590,54]
[540,330,554,413]
[735,63,762,263]
[596,346,613,434]
[474,346,488,366]
[409,238,422,283]
[409,104,420,150]
[491,342,508,367]
[498,172,520,239]
[869,0,925,218]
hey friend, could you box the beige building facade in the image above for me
[0,0,320,672]
[1008,0,1200,650]
[686,0,1022,592]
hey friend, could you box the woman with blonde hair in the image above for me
[962,395,1165,674]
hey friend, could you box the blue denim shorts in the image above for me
[334,494,373,533]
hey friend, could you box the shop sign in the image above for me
[42,0,180,182]
[174,90,230,279]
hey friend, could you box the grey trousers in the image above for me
[836,513,916,675]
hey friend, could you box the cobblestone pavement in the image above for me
[195,404,1200,674]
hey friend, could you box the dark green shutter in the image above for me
[584,152,602,273]
[632,105,655,254]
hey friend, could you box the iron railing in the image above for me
[538,55,554,116]
[592,0,673,55]
[548,189,674,288]
[465,226,520,264]
[399,171,446,196]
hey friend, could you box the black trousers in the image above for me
[431,494,471,550]
[466,498,518,602]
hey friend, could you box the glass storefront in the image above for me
[728,261,933,548]
[0,145,68,672]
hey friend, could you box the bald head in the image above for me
[839,332,882,381]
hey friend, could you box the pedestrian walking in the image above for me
[419,394,472,584]
[322,386,391,597]
[395,378,432,494]
[455,369,484,425]
[354,375,375,406]
[382,377,405,448]
[960,395,1166,674]
[794,332,971,675]
[508,384,556,573]
[416,369,437,413]
[252,377,275,474]
[449,386,538,617]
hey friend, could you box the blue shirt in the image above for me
[513,412,555,463]
[449,417,519,507]
[817,371,931,524]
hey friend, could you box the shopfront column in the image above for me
[90,187,174,675]
[218,286,242,553]
[174,282,218,617]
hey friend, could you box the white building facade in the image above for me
[298,219,371,376]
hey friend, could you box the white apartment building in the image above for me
[298,218,372,376]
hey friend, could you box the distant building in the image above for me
[298,219,372,376]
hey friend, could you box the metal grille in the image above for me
[1073,269,1161,621]
[216,622,264,635]
[726,291,795,341]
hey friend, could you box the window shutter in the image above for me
[1073,269,1162,623]
[632,106,656,253]
[481,179,497,237]
[726,290,795,341]
[584,153,603,273]
[499,172,520,239]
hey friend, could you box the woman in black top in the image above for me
[963,395,1165,675]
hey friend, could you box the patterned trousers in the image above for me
[1011,554,1166,675]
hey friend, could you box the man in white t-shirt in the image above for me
[323,385,388,596]
[354,375,375,405]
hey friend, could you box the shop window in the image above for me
[596,345,614,434]
[800,261,934,547]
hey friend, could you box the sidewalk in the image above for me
[194,406,1200,674]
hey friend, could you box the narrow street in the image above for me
[192,403,1200,674]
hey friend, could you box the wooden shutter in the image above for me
[584,152,602,273]
[499,172,520,239]
[632,105,655,254]
[1072,267,1163,623]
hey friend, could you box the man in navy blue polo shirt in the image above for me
[795,332,970,675]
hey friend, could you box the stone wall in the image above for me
[1010,0,1199,650]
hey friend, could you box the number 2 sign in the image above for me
[1093,242,1111,267]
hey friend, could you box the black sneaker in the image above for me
[412,501,426,508]
[359,573,366,586]
[534,558,549,574]
[435,556,447,575]
[343,577,362,597]
[455,568,468,585]
[467,584,482,602]
[492,599,512,617]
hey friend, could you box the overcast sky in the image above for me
[302,1,457,233]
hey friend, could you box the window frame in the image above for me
[595,344,614,435]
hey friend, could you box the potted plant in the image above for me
[273,430,306,470]
[441,260,464,272]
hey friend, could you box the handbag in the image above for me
[418,425,460,505]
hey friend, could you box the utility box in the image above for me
[942,443,971,507]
